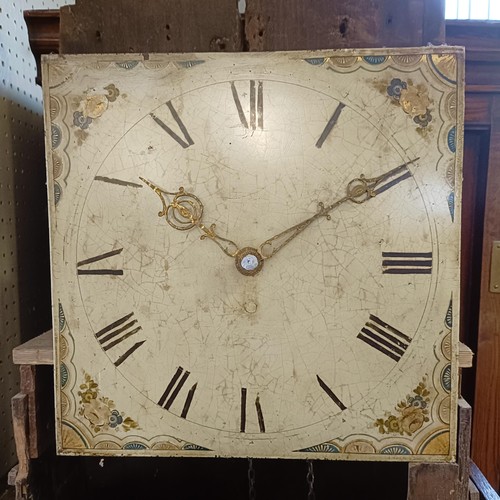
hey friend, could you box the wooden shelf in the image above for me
[12,330,52,366]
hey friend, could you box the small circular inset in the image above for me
[244,301,258,314]
[241,254,259,271]
[235,247,264,276]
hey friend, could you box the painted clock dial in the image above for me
[44,48,463,460]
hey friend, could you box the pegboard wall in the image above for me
[0,0,69,482]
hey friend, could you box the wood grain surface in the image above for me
[59,0,243,53]
[471,94,500,492]
[245,0,444,50]
[12,330,52,366]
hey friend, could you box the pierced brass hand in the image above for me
[258,158,420,259]
[139,177,240,258]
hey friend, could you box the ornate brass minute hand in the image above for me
[258,158,420,259]
[139,177,240,258]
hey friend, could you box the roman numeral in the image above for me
[230,80,263,130]
[77,248,123,276]
[357,315,412,362]
[240,387,247,432]
[382,251,433,274]
[239,388,265,432]
[316,375,347,411]
[94,176,143,188]
[315,102,345,148]
[255,394,266,433]
[95,312,145,367]
[150,101,194,148]
[158,366,197,418]
[373,164,412,195]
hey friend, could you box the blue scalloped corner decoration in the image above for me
[58,302,66,332]
[304,58,326,66]
[441,364,452,392]
[178,60,206,69]
[54,181,62,206]
[380,445,412,455]
[363,55,387,65]
[183,443,210,451]
[116,61,140,70]
[123,442,148,450]
[297,442,340,453]
[445,299,453,329]
[51,124,62,149]
[60,363,69,388]
[447,191,455,222]
[447,127,456,153]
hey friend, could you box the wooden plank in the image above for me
[245,0,444,51]
[59,0,242,54]
[407,399,471,500]
[23,10,59,52]
[8,465,18,487]
[472,94,500,492]
[422,0,446,45]
[12,330,52,366]
[11,394,30,500]
[407,462,460,499]
[458,343,474,368]
[469,462,500,500]
[456,399,472,500]
[19,366,39,460]
[468,479,480,500]
[465,93,492,127]
[23,10,60,85]
[446,21,500,91]
[447,21,500,53]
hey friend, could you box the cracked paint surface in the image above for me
[44,49,463,459]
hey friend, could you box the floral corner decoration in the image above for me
[78,372,139,433]
[73,83,120,131]
[375,379,431,436]
[387,78,432,128]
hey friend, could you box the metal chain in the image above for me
[248,458,256,500]
[306,460,316,500]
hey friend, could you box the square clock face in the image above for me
[43,47,463,460]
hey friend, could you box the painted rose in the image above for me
[400,406,425,435]
[82,397,112,427]
[400,87,430,117]
[84,94,108,119]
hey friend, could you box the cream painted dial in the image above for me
[46,50,462,459]
[76,78,433,438]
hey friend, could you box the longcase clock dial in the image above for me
[44,48,463,460]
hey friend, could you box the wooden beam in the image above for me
[472,94,500,491]
[12,330,53,366]
[59,0,243,54]
[407,462,460,499]
[245,0,444,51]
[469,462,500,500]
[456,399,472,500]
[11,393,30,500]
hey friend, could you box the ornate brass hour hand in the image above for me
[258,158,420,259]
[139,177,240,258]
